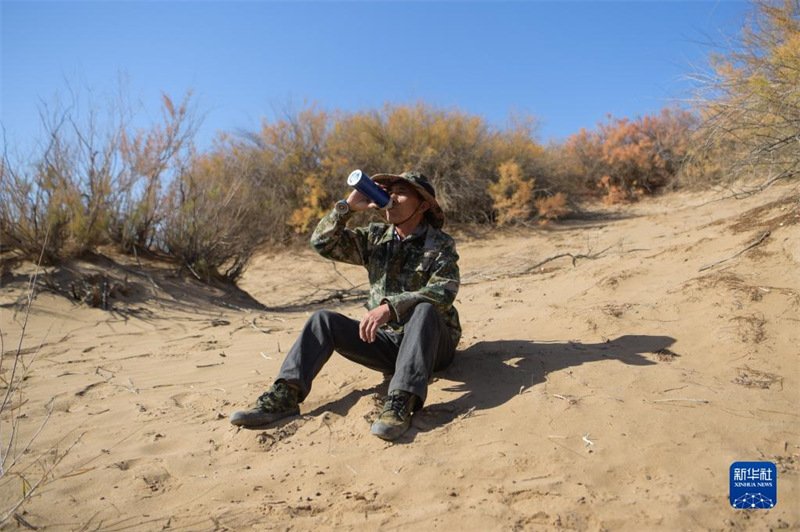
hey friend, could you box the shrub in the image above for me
[242,105,333,241]
[158,148,264,282]
[534,192,571,222]
[0,99,114,262]
[0,89,197,263]
[112,92,198,252]
[0,159,72,263]
[487,161,535,225]
[325,103,491,223]
[287,174,329,234]
[562,107,696,202]
[693,0,799,189]
[323,103,548,225]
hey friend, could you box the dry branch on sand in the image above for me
[519,243,619,275]
[463,242,621,285]
[698,231,771,272]
[0,237,81,524]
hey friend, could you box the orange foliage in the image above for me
[563,107,696,202]
[533,192,571,221]
[487,161,535,225]
[698,0,800,183]
[288,174,328,233]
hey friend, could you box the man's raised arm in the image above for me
[310,209,370,266]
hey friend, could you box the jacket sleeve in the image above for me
[381,244,460,322]
[310,209,370,266]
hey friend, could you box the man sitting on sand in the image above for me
[230,171,461,441]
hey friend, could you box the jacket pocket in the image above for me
[416,250,438,273]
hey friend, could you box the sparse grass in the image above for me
[733,365,783,390]
[653,348,680,363]
[729,194,800,234]
[730,313,768,344]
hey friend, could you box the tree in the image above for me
[696,0,800,191]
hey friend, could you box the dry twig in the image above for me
[1,228,86,523]
[520,243,618,275]
[651,398,709,404]
[698,231,770,272]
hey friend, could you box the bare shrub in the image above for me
[112,92,199,252]
[0,86,198,263]
[0,241,82,523]
[675,132,735,189]
[0,94,109,262]
[158,147,266,282]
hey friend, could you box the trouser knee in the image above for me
[407,302,436,324]
[308,309,340,330]
[310,309,335,323]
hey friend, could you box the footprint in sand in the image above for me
[132,463,172,492]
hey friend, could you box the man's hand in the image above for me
[346,189,378,212]
[359,304,393,343]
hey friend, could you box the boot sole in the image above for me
[230,408,300,427]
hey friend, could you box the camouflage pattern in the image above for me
[371,390,418,440]
[311,208,461,346]
[229,381,300,426]
[256,381,299,412]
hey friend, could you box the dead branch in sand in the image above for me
[277,286,369,310]
[247,317,271,334]
[196,362,224,368]
[519,243,619,275]
[186,263,203,281]
[698,230,771,272]
[651,398,710,404]
[463,242,621,285]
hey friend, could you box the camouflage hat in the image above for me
[371,171,445,228]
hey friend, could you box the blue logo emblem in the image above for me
[730,462,777,509]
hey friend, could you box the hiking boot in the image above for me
[370,390,418,441]
[230,381,300,427]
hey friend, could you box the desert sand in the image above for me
[1,184,798,531]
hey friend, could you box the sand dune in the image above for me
[1,184,798,531]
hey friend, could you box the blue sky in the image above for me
[2,1,748,154]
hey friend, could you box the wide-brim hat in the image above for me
[371,171,445,228]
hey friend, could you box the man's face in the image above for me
[383,181,429,225]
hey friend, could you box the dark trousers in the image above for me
[276,302,455,407]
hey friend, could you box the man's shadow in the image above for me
[297,334,672,441]
[408,334,672,437]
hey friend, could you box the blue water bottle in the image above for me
[340,170,393,211]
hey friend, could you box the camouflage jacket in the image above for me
[311,209,461,346]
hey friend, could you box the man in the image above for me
[230,171,461,441]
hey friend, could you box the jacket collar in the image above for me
[377,219,430,246]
